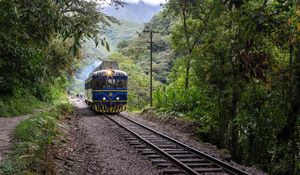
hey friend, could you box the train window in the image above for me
[106,78,116,88]
[93,79,105,89]
[116,80,127,88]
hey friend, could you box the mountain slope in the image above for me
[70,2,162,94]
[103,1,161,24]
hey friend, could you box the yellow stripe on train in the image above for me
[92,104,127,113]
[93,90,127,92]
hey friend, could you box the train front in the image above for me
[87,68,128,113]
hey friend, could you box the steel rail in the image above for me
[117,113,251,175]
[103,113,200,175]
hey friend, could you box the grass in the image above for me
[0,93,46,118]
[0,75,70,118]
[0,103,73,175]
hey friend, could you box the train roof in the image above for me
[92,70,128,77]
[93,61,119,72]
[85,69,128,82]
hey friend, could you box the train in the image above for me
[84,61,128,113]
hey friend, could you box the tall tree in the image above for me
[0,0,122,97]
[277,0,300,173]
[166,0,217,89]
[163,0,299,173]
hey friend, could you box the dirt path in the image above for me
[51,98,159,175]
[0,115,31,162]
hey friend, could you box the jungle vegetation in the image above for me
[0,0,123,116]
[162,0,300,174]
[0,0,299,174]
[114,0,300,174]
[0,0,121,174]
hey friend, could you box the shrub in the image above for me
[154,86,212,119]
[0,90,45,117]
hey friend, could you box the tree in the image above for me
[166,0,218,89]
[0,0,122,98]
[276,0,300,173]
[162,0,299,174]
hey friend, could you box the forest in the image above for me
[113,1,300,174]
[0,0,299,175]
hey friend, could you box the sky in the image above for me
[91,0,166,7]
[123,0,166,6]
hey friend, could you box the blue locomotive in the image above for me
[84,62,128,113]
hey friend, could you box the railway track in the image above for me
[104,113,251,175]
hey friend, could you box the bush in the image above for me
[0,75,70,118]
[0,90,45,117]
[154,86,212,119]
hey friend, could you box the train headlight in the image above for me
[116,97,120,100]
[103,97,106,101]
[107,69,113,76]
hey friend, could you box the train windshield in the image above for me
[107,78,127,88]
[93,76,127,89]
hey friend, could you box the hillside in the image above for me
[117,12,175,83]
[82,1,163,60]
[72,2,163,94]
[103,1,161,24]
[82,19,142,59]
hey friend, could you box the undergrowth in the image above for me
[154,86,212,120]
[0,76,69,118]
[0,90,46,117]
[0,103,73,175]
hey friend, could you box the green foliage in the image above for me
[118,12,175,83]
[106,20,143,51]
[0,0,122,116]
[83,19,142,59]
[109,53,161,111]
[154,86,212,119]
[67,1,300,174]
[0,57,70,117]
[0,103,73,175]
[0,90,45,117]
[157,0,300,174]
[117,40,130,50]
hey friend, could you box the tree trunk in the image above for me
[180,0,191,90]
[230,80,239,160]
[278,58,300,173]
[185,55,191,89]
[290,44,293,68]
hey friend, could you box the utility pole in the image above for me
[143,28,158,107]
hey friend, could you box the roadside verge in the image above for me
[0,103,73,175]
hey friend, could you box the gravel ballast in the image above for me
[51,98,266,175]
[51,98,159,175]
[123,111,267,175]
